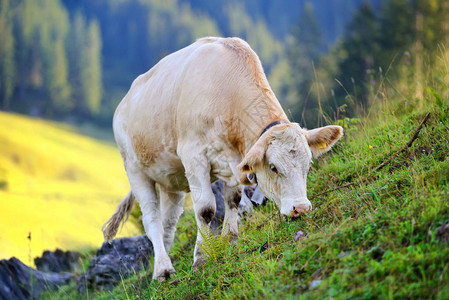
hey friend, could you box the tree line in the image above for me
[287,0,449,127]
[0,0,101,119]
[5,0,434,127]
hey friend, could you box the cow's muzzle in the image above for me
[291,204,312,217]
[280,197,312,217]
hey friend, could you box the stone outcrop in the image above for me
[34,249,82,274]
[77,235,153,292]
[0,257,74,300]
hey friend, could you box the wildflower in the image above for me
[310,280,322,288]
[369,144,373,149]
[295,230,304,241]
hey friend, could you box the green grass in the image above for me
[44,93,449,299]
[0,112,139,266]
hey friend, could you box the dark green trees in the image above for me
[0,0,15,109]
[0,0,102,117]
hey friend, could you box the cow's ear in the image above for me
[304,125,343,158]
[237,133,270,175]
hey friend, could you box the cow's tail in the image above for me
[102,190,135,242]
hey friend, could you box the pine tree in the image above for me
[67,13,103,116]
[39,0,72,114]
[81,19,102,115]
[0,0,15,109]
[335,2,380,109]
[66,12,85,112]
[14,0,41,100]
[287,1,324,126]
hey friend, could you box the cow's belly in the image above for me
[145,160,239,192]
[142,153,190,192]
[142,151,240,192]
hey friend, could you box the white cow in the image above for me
[103,37,343,281]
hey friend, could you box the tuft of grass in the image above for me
[198,224,231,263]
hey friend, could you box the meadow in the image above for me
[42,80,449,298]
[0,112,139,266]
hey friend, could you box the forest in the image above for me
[2,0,448,127]
[0,0,392,127]
[2,0,448,128]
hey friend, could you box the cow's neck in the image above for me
[240,91,289,156]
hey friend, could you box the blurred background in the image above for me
[1,0,448,265]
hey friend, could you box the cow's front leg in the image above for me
[180,150,216,269]
[223,185,242,243]
[126,167,175,282]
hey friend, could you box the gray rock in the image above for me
[0,257,74,300]
[238,190,254,216]
[436,223,449,243]
[34,248,82,273]
[77,235,153,292]
[210,182,266,231]
[210,180,225,232]
[338,251,351,259]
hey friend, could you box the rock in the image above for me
[34,248,82,273]
[311,268,322,280]
[243,185,256,200]
[338,251,351,259]
[238,189,254,216]
[210,182,266,231]
[210,180,225,232]
[77,235,153,292]
[0,257,74,300]
[436,223,449,243]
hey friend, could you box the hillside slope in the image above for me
[64,100,449,299]
[0,112,139,265]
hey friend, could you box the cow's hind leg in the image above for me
[223,185,242,243]
[126,168,175,282]
[159,185,185,252]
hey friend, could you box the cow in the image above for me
[102,37,343,282]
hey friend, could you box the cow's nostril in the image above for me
[291,209,300,218]
[291,205,311,217]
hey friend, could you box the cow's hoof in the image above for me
[154,268,175,283]
[192,256,207,270]
[229,234,239,245]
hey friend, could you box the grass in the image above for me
[44,91,449,299]
[0,111,139,266]
[34,49,449,298]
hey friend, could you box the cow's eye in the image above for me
[270,164,278,174]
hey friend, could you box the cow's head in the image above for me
[238,123,343,217]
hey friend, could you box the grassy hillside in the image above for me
[45,90,449,299]
[0,112,139,265]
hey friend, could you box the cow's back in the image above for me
[113,37,282,190]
